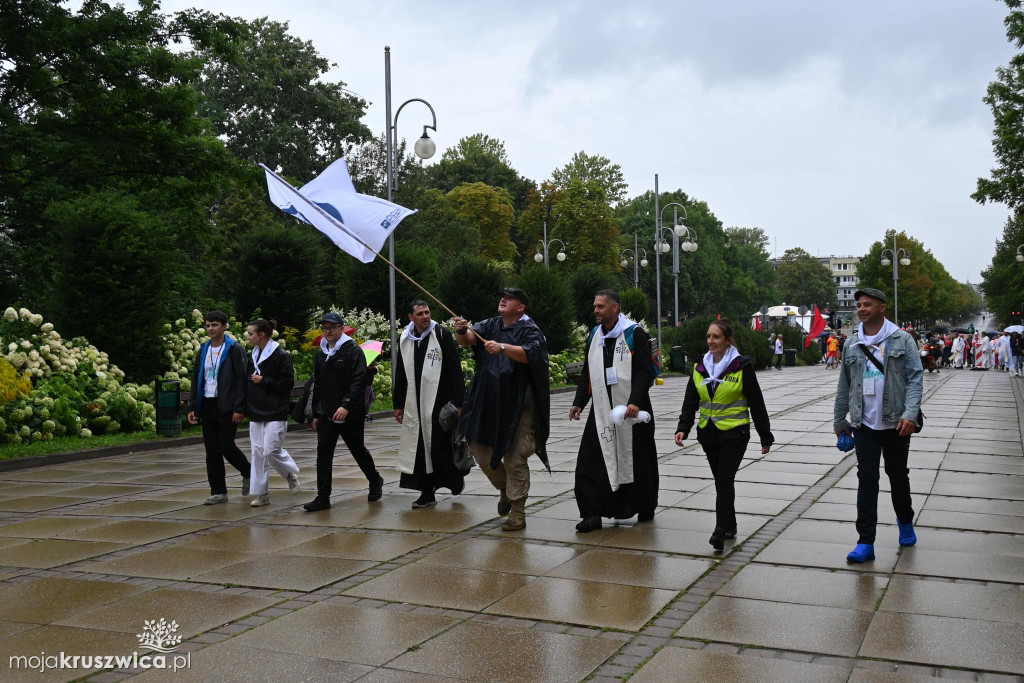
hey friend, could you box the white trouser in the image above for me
[249,421,299,495]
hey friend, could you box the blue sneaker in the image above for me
[846,544,875,563]
[897,520,917,547]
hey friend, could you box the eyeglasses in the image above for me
[321,324,341,331]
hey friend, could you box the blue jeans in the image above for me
[854,427,914,544]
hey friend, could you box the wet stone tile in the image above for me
[718,565,887,611]
[545,547,713,590]
[679,596,874,656]
[0,625,134,682]
[420,538,582,575]
[485,576,676,631]
[388,620,621,683]
[754,539,899,573]
[70,499,198,517]
[344,563,530,611]
[0,516,110,539]
[174,525,331,554]
[859,611,1024,675]
[1,538,127,569]
[82,546,257,581]
[630,647,850,683]
[0,577,148,624]
[880,576,1024,623]
[196,554,374,591]
[280,529,441,561]
[60,519,212,545]
[895,548,1024,584]
[232,601,457,666]
[0,496,93,512]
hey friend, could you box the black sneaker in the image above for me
[709,528,725,552]
[575,516,602,533]
[449,479,465,496]
[412,491,436,509]
[722,528,737,539]
[303,498,330,512]
[368,473,384,502]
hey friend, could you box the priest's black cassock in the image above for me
[572,326,658,519]
[394,325,466,493]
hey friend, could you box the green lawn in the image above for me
[0,426,204,461]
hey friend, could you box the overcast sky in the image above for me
[156,0,1014,282]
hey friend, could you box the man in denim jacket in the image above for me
[834,288,923,564]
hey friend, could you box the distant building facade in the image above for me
[770,254,862,326]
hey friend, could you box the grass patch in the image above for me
[0,426,205,460]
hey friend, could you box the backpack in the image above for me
[587,325,662,387]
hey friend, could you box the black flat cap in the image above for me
[854,288,887,303]
[499,287,529,307]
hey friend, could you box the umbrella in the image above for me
[952,327,969,333]
[361,340,383,365]
[1005,325,1024,334]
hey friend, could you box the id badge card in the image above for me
[863,378,875,396]
[605,367,618,385]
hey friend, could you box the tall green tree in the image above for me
[776,248,836,311]
[428,134,535,212]
[519,180,621,272]
[516,266,573,353]
[445,183,517,262]
[551,151,628,204]
[437,255,505,322]
[570,265,618,328]
[723,227,778,317]
[194,17,370,184]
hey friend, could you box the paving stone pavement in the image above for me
[1,366,1023,681]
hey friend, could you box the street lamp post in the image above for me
[1015,244,1024,262]
[659,202,697,327]
[384,45,438,372]
[880,234,911,326]
[534,221,567,268]
[654,174,663,360]
[619,234,648,287]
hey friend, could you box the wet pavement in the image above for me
[1,365,1023,681]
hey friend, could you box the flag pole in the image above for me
[260,163,471,327]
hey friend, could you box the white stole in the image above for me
[397,325,444,475]
[251,339,280,375]
[588,324,636,491]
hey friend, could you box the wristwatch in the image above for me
[500,343,506,353]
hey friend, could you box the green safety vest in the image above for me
[693,368,750,430]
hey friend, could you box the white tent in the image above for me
[750,303,815,333]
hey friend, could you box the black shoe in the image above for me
[638,510,655,522]
[722,528,737,539]
[449,479,465,496]
[368,473,384,502]
[576,516,602,533]
[412,491,436,509]
[303,498,331,512]
[709,529,725,552]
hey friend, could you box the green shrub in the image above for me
[436,254,505,322]
[799,341,822,365]
[516,265,573,354]
[571,265,617,328]
[620,287,649,322]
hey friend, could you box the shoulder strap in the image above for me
[861,345,885,375]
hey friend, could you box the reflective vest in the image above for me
[693,368,750,430]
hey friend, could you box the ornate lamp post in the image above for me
[534,222,567,267]
[659,202,697,326]
[880,234,911,326]
[384,46,438,371]
[620,234,648,287]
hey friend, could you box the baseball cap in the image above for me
[321,312,346,325]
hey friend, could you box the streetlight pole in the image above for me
[654,174,662,361]
[880,233,910,326]
[619,234,648,288]
[384,45,437,373]
[534,221,567,268]
[658,202,695,327]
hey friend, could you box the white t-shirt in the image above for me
[858,321,899,431]
[204,343,225,398]
[774,339,783,355]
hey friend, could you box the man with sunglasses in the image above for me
[304,312,384,511]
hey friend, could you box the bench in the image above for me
[564,362,585,383]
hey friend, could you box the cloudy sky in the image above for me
[157,0,1014,282]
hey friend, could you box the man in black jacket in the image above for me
[245,319,301,507]
[187,310,251,505]
[304,312,384,511]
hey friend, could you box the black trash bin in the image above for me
[784,348,797,367]
[669,346,686,372]
[155,378,182,436]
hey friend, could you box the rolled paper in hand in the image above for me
[609,405,652,425]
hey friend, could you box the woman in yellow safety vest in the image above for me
[675,318,774,552]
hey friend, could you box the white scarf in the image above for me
[701,346,740,386]
[321,333,353,359]
[588,322,636,491]
[251,339,280,375]
[597,313,637,344]
[397,325,444,475]
[857,319,900,352]
[406,320,437,345]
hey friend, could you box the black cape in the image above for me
[394,325,466,493]
[458,315,550,471]
[572,325,658,519]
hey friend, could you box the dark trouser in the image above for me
[315,417,378,502]
[702,436,746,532]
[774,353,783,369]
[853,426,914,544]
[200,398,251,495]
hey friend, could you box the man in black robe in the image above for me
[455,288,550,531]
[394,300,466,509]
[569,290,658,532]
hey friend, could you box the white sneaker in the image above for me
[287,473,301,494]
[242,477,250,496]
[203,494,228,505]
[250,493,271,507]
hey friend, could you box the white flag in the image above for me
[264,159,417,263]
